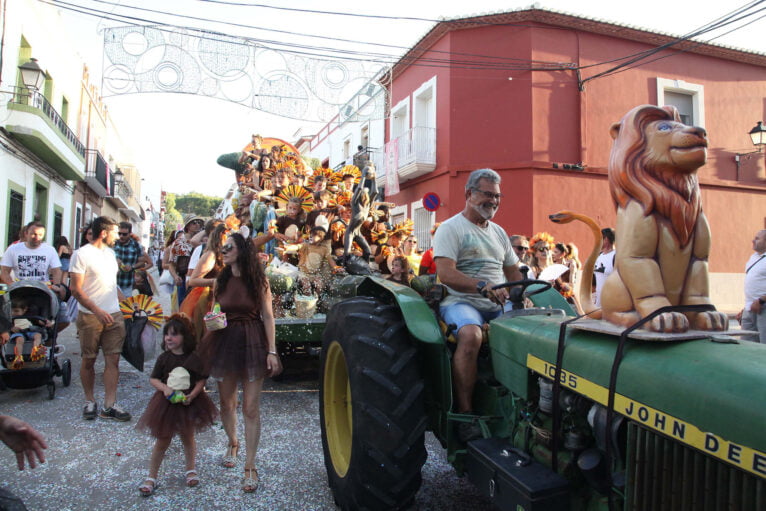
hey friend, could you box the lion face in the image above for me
[643,120,708,175]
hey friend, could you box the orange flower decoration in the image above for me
[275,185,314,212]
[529,232,555,249]
[335,190,353,207]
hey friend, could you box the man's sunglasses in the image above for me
[118,232,130,236]
[512,245,529,251]
[471,189,504,200]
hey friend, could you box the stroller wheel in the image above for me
[47,382,55,400]
[62,359,72,387]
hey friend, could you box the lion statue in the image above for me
[555,105,728,333]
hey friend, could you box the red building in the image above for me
[376,8,766,310]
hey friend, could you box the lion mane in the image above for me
[608,105,701,247]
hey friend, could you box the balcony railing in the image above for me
[10,87,85,157]
[396,126,436,168]
[375,126,436,186]
[85,149,109,196]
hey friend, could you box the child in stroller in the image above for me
[7,297,52,369]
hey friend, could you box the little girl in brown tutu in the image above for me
[136,314,218,496]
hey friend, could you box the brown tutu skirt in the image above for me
[197,315,268,382]
[136,390,218,439]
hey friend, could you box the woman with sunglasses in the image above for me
[402,236,422,276]
[529,232,555,279]
[197,233,281,493]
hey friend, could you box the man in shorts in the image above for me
[433,168,522,441]
[69,216,130,422]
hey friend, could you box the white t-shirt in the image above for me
[744,252,766,310]
[433,213,518,312]
[69,244,120,314]
[593,249,615,307]
[0,242,61,281]
[186,244,204,283]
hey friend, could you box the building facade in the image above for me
[0,0,143,251]
[308,8,765,310]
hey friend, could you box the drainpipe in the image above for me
[0,0,6,85]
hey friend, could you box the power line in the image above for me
[49,0,562,67]
[579,0,766,85]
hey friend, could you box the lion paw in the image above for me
[648,312,689,333]
[691,311,728,331]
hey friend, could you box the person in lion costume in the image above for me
[597,104,729,332]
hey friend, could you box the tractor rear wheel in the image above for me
[320,296,427,511]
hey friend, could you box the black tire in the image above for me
[319,296,427,511]
[47,382,55,400]
[62,359,72,387]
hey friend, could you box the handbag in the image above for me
[203,283,227,331]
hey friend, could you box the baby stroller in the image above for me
[0,281,72,399]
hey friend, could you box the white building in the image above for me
[0,0,142,249]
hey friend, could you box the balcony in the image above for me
[375,126,436,188]
[107,171,142,221]
[5,87,86,180]
[85,150,109,197]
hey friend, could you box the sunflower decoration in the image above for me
[335,190,353,208]
[275,185,314,213]
[225,214,241,232]
[307,167,335,189]
[330,221,346,242]
[120,295,164,329]
[339,165,362,184]
[370,228,389,244]
[389,218,415,239]
[529,232,555,250]
[275,160,297,173]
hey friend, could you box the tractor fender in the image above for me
[354,276,444,345]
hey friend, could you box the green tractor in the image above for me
[318,275,766,510]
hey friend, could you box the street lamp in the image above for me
[735,121,766,181]
[113,169,124,186]
[18,58,45,90]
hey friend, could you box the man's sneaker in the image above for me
[82,401,97,420]
[99,403,131,422]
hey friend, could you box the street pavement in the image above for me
[0,290,492,511]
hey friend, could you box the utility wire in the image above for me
[580,0,766,85]
[53,0,562,66]
[43,0,571,71]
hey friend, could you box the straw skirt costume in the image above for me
[198,276,268,381]
[136,351,218,438]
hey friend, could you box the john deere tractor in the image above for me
[319,275,766,510]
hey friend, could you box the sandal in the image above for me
[11,346,23,370]
[30,345,46,362]
[221,443,239,468]
[138,478,158,496]
[185,469,200,487]
[243,467,259,493]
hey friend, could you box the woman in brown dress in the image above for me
[198,233,281,493]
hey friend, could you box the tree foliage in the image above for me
[173,192,222,217]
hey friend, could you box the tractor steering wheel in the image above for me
[491,270,553,310]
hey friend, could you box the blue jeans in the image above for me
[741,309,766,343]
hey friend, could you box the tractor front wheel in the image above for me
[319,296,427,510]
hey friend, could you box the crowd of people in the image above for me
[1,147,763,502]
